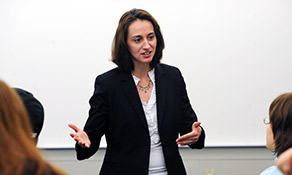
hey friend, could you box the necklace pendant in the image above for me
[137,79,151,94]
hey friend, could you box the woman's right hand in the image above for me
[68,123,91,148]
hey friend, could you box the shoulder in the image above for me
[94,67,130,88]
[156,63,180,71]
[155,63,182,76]
[94,67,125,84]
[96,67,120,80]
[260,165,283,175]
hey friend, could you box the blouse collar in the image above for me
[132,68,155,85]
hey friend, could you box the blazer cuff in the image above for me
[189,126,205,149]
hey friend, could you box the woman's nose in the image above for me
[143,40,150,49]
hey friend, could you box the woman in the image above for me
[69,8,205,175]
[0,80,66,175]
[260,93,292,175]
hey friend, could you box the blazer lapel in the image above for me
[155,64,167,128]
[119,70,149,131]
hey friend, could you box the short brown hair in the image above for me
[269,92,292,156]
[111,8,165,71]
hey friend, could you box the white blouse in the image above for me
[132,69,168,175]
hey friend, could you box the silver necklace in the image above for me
[137,80,151,93]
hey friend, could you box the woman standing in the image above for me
[69,8,205,175]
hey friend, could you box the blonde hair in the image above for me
[0,80,66,175]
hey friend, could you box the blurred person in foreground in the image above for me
[0,80,66,175]
[260,93,292,175]
[14,87,44,145]
[276,147,292,175]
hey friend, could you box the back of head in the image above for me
[269,92,292,156]
[0,80,65,175]
[14,88,44,140]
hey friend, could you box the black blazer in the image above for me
[75,63,205,175]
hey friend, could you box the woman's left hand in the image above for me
[176,121,202,146]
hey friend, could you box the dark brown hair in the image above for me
[0,80,66,175]
[111,8,165,71]
[269,92,292,156]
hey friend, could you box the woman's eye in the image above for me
[149,35,154,40]
[133,38,141,43]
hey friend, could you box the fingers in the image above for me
[69,132,91,148]
[177,132,198,141]
[177,122,202,142]
[176,137,198,145]
[176,138,198,145]
[192,121,201,130]
[68,124,91,148]
[69,133,76,138]
[69,132,81,143]
[176,133,199,145]
[68,123,80,132]
[78,140,91,148]
[69,124,79,142]
[176,121,202,146]
[192,121,202,137]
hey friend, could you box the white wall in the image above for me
[1,0,292,148]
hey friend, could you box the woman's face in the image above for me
[127,19,157,67]
[266,124,276,151]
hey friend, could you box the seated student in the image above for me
[260,92,292,175]
[0,80,66,175]
[14,88,44,144]
[276,147,292,175]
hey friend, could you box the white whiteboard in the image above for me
[1,0,292,148]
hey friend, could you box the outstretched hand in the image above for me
[68,123,91,148]
[176,121,202,146]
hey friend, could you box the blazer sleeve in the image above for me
[76,75,109,160]
[177,68,205,149]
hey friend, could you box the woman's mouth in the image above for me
[142,51,151,55]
